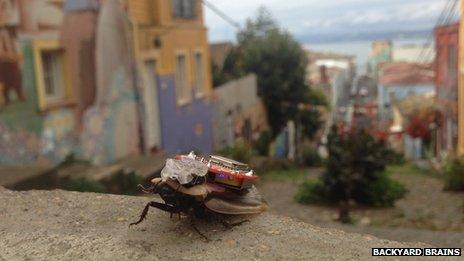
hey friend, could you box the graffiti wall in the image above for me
[0,40,79,165]
[0,0,212,165]
[0,0,76,165]
[80,0,141,165]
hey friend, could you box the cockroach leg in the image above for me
[137,184,155,194]
[220,219,250,230]
[189,212,209,242]
[129,201,178,227]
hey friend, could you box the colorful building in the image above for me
[0,0,214,165]
[377,62,435,120]
[127,0,213,155]
[306,50,355,123]
[367,40,392,78]
[434,22,459,158]
[377,62,436,159]
[0,0,80,165]
[393,44,435,64]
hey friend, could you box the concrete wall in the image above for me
[212,74,269,150]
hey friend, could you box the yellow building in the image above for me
[126,0,214,154]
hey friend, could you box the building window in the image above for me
[193,51,205,97]
[42,50,66,103]
[175,53,190,104]
[172,0,196,19]
[33,40,73,111]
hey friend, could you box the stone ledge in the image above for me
[0,188,440,260]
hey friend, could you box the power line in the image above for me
[419,0,458,64]
[201,0,241,30]
[415,0,452,63]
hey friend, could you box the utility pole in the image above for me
[459,0,464,154]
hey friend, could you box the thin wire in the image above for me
[418,0,458,64]
[415,0,453,63]
[201,0,241,30]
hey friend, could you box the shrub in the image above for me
[382,148,406,165]
[218,141,254,164]
[254,131,272,156]
[296,179,324,204]
[65,177,106,193]
[301,145,322,167]
[297,125,407,222]
[251,157,296,173]
[57,152,91,168]
[104,169,144,195]
[355,174,407,207]
[443,157,464,191]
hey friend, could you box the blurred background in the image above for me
[1,0,464,247]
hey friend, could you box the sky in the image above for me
[204,0,457,43]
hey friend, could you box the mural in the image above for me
[0,0,214,165]
[80,0,141,164]
[81,69,140,164]
[0,1,72,165]
[0,120,40,163]
[40,108,77,162]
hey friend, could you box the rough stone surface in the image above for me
[0,188,448,260]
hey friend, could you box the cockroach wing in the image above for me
[204,186,268,215]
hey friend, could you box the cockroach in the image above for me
[129,155,268,240]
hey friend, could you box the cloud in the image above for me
[205,0,449,42]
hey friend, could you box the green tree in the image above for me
[229,7,325,138]
[297,126,407,223]
[212,61,226,87]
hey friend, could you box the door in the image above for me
[142,60,161,152]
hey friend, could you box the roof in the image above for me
[209,42,234,69]
[378,62,434,86]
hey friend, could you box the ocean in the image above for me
[304,37,430,74]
